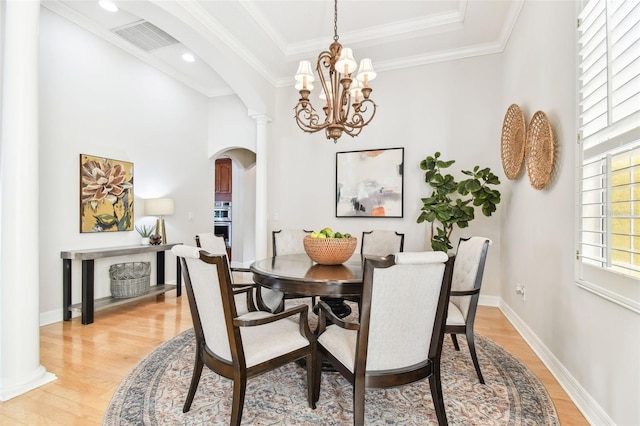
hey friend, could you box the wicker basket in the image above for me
[109,262,151,298]
[303,236,357,265]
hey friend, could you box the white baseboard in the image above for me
[479,295,500,307]
[498,299,614,426]
[40,309,67,326]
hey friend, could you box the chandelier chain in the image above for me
[333,0,338,42]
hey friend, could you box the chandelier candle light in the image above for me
[294,0,377,142]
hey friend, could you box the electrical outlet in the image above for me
[515,283,526,300]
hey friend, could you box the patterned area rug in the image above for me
[103,323,559,425]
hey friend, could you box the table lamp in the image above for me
[144,197,174,244]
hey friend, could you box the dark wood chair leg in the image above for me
[353,380,366,426]
[307,352,317,409]
[312,352,322,404]
[230,376,247,426]
[450,333,460,351]
[466,330,485,384]
[183,354,204,413]
[429,359,448,426]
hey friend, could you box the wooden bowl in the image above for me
[303,236,357,265]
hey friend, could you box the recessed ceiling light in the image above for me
[182,53,195,63]
[99,1,118,13]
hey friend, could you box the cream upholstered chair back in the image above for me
[363,251,448,371]
[196,232,227,255]
[272,229,311,256]
[272,229,317,307]
[196,232,284,313]
[450,237,491,320]
[314,250,452,425]
[172,245,233,362]
[173,245,318,422]
[360,230,405,256]
[196,233,254,313]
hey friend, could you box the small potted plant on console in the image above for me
[135,224,155,245]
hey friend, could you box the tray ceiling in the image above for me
[42,0,523,97]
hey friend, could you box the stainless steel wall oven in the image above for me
[214,201,231,222]
[214,201,232,249]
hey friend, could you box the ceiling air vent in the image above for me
[111,20,179,52]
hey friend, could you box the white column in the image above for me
[0,0,56,400]
[250,113,271,260]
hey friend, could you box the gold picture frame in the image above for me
[80,154,134,233]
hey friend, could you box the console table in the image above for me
[61,243,182,325]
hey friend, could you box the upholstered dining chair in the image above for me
[360,230,405,256]
[172,245,317,425]
[313,251,452,426]
[272,229,312,256]
[344,230,406,306]
[445,236,491,384]
[196,233,284,313]
[272,229,317,306]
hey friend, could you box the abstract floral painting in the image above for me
[336,148,404,217]
[80,154,134,233]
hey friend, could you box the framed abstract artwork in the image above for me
[80,154,134,233]
[336,147,404,217]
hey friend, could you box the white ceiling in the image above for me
[42,0,523,98]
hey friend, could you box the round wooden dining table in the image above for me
[250,253,364,317]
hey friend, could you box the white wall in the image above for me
[38,8,212,323]
[208,95,256,157]
[269,53,504,296]
[500,2,639,425]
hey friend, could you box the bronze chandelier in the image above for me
[294,0,377,142]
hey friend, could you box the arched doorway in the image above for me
[213,148,257,266]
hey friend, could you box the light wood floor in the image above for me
[0,294,588,425]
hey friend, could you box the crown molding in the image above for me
[174,1,279,86]
[274,39,505,89]
[42,0,525,97]
[240,0,468,57]
[274,0,523,87]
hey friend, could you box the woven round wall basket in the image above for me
[526,111,555,190]
[500,104,526,179]
[303,236,357,265]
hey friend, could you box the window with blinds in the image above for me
[577,0,640,312]
[581,146,640,277]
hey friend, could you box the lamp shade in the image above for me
[295,60,315,82]
[145,198,174,216]
[356,58,377,83]
[336,47,357,75]
[349,79,363,98]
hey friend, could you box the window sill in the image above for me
[575,279,640,314]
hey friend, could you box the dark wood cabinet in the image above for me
[215,158,232,201]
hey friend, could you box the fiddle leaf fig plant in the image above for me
[417,152,501,252]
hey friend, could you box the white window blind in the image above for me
[577,0,640,313]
